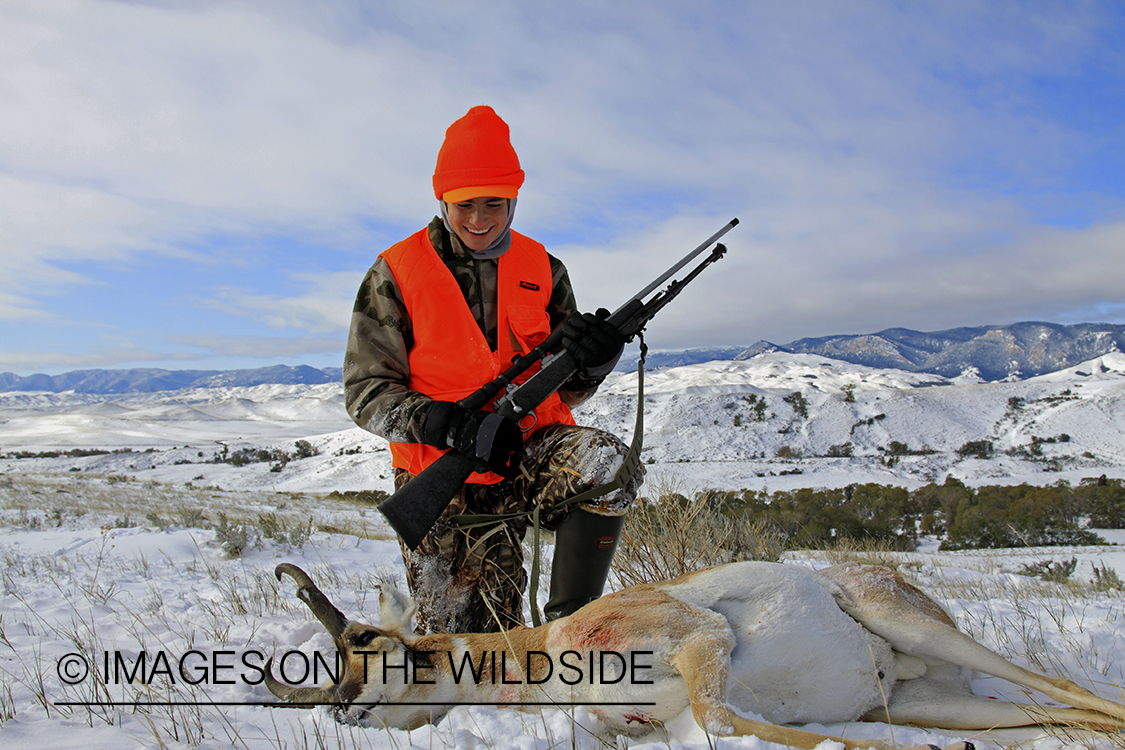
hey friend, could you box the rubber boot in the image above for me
[544,509,626,621]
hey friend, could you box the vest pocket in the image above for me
[506,305,552,353]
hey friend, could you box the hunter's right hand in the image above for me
[421,401,523,478]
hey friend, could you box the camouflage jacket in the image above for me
[343,217,604,443]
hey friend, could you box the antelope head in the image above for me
[266,563,424,727]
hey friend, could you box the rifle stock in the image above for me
[379,450,478,551]
[379,218,738,549]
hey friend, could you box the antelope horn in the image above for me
[263,657,338,706]
[275,563,349,640]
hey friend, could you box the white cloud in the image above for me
[164,332,344,359]
[1,0,1124,370]
[0,343,201,373]
[202,271,358,334]
[561,210,1125,348]
[0,332,344,374]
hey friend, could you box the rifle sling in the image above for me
[447,349,647,627]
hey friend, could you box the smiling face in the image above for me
[445,196,509,251]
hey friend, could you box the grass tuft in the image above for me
[613,475,788,587]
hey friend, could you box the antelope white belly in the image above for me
[656,562,897,724]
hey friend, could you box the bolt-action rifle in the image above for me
[379,218,739,549]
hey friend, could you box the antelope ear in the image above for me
[376,585,418,635]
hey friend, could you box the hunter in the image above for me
[343,105,642,634]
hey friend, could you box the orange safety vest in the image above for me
[381,227,575,484]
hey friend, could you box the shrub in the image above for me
[887,441,911,456]
[941,484,1103,550]
[850,413,885,434]
[1017,557,1077,584]
[1091,562,1125,592]
[752,399,768,421]
[215,445,293,468]
[617,477,1121,558]
[784,391,809,419]
[1074,476,1125,527]
[294,439,318,459]
[214,512,255,558]
[912,476,971,536]
[956,440,994,460]
[258,512,313,549]
[730,484,917,551]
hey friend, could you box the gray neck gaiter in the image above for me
[440,198,518,260]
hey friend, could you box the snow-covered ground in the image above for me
[3,352,1125,749]
[2,473,1125,750]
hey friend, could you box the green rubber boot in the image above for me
[544,509,625,621]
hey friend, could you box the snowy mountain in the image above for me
[622,321,1125,380]
[3,322,1123,394]
[3,351,1124,494]
[0,364,342,393]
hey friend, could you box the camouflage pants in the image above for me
[395,423,643,634]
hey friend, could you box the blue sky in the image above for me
[2,0,1124,376]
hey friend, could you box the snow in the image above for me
[4,352,1125,494]
[3,352,1125,748]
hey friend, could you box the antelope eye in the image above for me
[348,630,378,647]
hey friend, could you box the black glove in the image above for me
[560,309,624,379]
[421,401,523,478]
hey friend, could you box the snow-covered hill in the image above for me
[3,352,1125,494]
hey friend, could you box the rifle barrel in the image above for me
[616,218,739,314]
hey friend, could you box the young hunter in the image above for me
[343,106,643,634]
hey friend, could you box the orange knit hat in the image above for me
[432,106,525,202]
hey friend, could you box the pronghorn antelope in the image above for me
[266,561,1125,749]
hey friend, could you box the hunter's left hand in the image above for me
[560,309,624,378]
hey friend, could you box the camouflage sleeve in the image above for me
[546,252,576,329]
[547,253,605,408]
[342,257,434,443]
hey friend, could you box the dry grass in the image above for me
[0,471,396,542]
[802,536,912,570]
[612,475,788,587]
